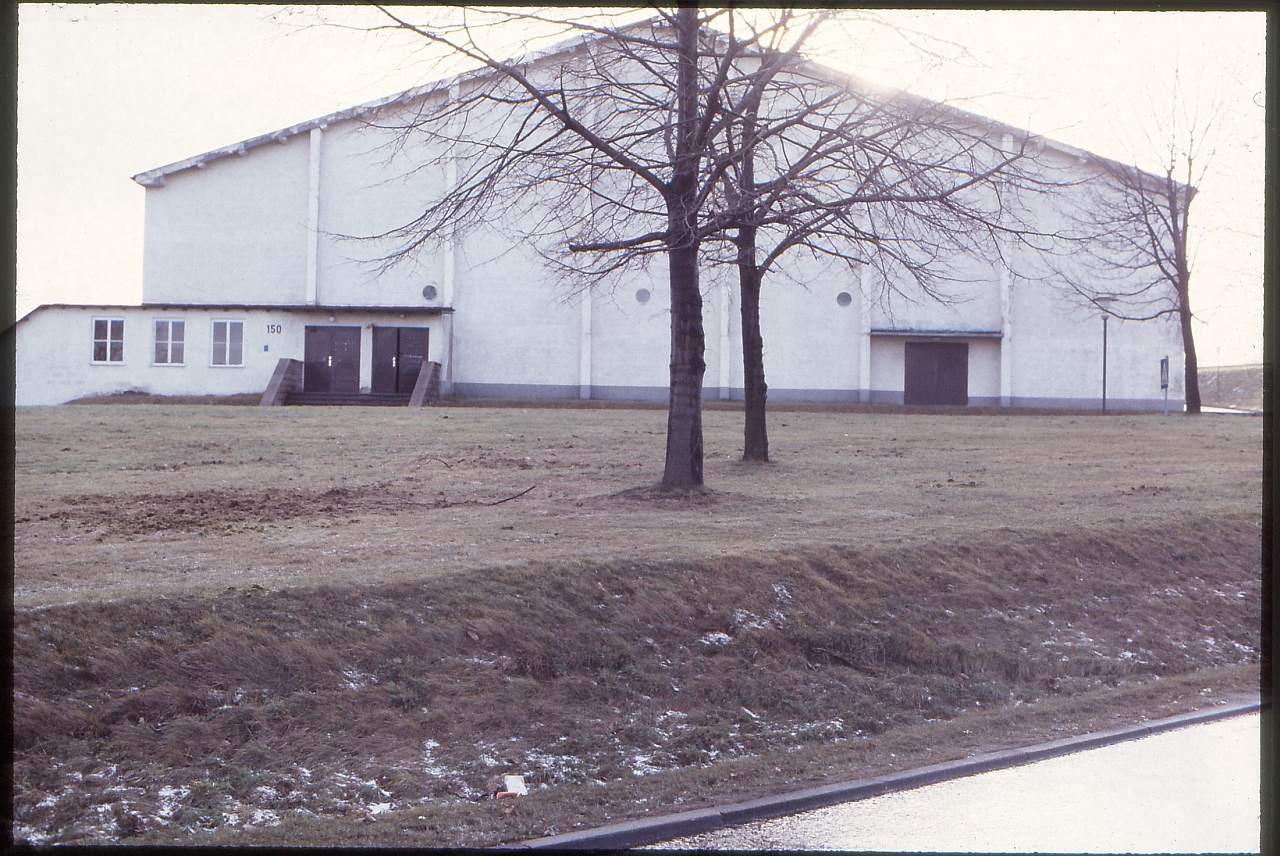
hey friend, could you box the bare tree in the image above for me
[1047,65,1246,415]
[702,41,1048,460]
[1067,160,1201,411]
[344,7,1057,474]
[356,7,837,488]
[558,14,1053,462]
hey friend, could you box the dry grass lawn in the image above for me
[14,404,1260,607]
[11,403,1262,846]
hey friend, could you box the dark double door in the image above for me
[304,326,361,393]
[904,341,969,406]
[372,327,429,395]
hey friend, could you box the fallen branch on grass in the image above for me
[424,484,537,509]
[483,485,537,506]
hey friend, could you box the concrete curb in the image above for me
[509,700,1262,850]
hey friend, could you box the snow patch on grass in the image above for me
[341,668,377,690]
[157,785,190,819]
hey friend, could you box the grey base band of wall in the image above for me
[1008,395,1174,411]
[508,700,1260,851]
[451,382,1181,412]
[451,382,586,400]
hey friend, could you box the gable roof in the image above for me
[131,83,450,188]
[132,17,1178,196]
[131,20,613,188]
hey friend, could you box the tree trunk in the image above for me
[1179,279,1201,413]
[663,238,706,488]
[734,86,768,463]
[738,224,769,462]
[660,7,706,489]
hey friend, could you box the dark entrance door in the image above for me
[903,341,969,406]
[303,326,361,393]
[371,327,429,394]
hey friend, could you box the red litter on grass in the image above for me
[496,775,529,798]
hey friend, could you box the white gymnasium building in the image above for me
[14,33,1185,410]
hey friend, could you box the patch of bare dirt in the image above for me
[67,391,260,406]
[17,486,427,536]
[19,482,555,537]
[606,484,769,508]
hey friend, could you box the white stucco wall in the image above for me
[756,255,864,401]
[107,51,1185,410]
[969,338,1002,402]
[1005,274,1182,408]
[315,109,452,308]
[589,272,671,398]
[16,306,282,405]
[865,254,1003,334]
[868,336,905,401]
[448,224,583,396]
[142,137,311,305]
[15,305,447,406]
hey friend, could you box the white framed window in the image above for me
[153,319,185,365]
[92,318,125,363]
[211,320,244,366]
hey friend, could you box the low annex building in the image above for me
[14,30,1185,410]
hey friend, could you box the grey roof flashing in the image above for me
[16,303,453,324]
[130,83,453,187]
[870,328,1004,339]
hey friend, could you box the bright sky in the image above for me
[16,5,1266,365]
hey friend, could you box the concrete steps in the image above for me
[283,392,411,407]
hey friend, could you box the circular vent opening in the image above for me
[836,291,852,307]
[422,285,438,301]
[635,288,651,304]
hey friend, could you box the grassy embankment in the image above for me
[1198,364,1264,412]
[12,404,1261,846]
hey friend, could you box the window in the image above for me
[153,320,185,364]
[211,320,244,366]
[93,318,125,363]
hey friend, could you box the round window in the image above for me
[422,285,438,301]
[836,291,852,307]
[635,288,651,304]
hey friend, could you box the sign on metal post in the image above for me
[1160,356,1170,415]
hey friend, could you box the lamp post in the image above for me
[1098,299,1115,414]
[1102,313,1109,413]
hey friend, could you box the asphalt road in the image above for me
[657,710,1260,852]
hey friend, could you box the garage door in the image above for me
[904,341,969,406]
